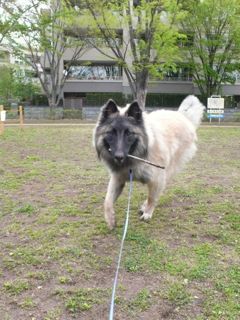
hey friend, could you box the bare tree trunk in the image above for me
[48,97,57,119]
[136,70,149,110]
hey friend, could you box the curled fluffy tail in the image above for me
[178,95,205,128]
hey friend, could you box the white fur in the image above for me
[178,95,205,128]
[97,95,205,229]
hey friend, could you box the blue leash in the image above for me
[109,169,133,320]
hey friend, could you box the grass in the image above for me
[164,283,192,306]
[128,288,152,311]
[3,279,29,295]
[56,287,105,313]
[0,125,239,319]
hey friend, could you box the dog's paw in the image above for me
[106,217,116,230]
[105,212,116,230]
[138,200,147,215]
[139,212,152,221]
[108,222,116,230]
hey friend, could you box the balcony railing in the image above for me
[161,75,193,82]
[67,75,122,81]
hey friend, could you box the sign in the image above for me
[207,96,224,123]
[0,110,6,121]
[207,96,224,109]
[207,114,224,119]
[207,109,224,114]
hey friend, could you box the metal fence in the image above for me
[3,105,240,122]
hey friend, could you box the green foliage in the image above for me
[146,93,187,108]
[84,92,188,108]
[182,0,240,99]
[0,65,14,106]
[20,297,35,309]
[12,71,41,103]
[3,280,29,295]
[233,112,240,122]
[80,0,185,106]
[5,0,86,109]
[165,283,191,306]
[0,65,40,105]
[128,289,152,311]
[84,92,128,106]
[0,2,25,44]
[16,204,36,215]
[63,108,83,119]
[63,288,104,313]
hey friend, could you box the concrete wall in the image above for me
[64,80,123,93]
[63,79,198,95]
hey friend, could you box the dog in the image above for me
[93,95,205,229]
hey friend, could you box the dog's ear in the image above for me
[126,101,142,121]
[100,99,119,122]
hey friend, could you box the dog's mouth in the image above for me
[114,156,125,165]
[107,147,127,165]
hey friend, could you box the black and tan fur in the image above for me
[93,96,205,229]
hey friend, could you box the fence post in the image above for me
[19,105,24,128]
[0,105,4,135]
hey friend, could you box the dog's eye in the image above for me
[106,134,113,141]
[107,129,117,136]
[125,130,133,136]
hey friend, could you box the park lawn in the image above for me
[0,125,239,320]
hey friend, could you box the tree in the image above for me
[7,0,86,111]
[181,0,240,101]
[0,0,33,44]
[0,65,40,105]
[0,0,15,44]
[79,0,185,109]
[0,66,14,105]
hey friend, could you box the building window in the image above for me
[162,64,193,81]
[67,63,122,80]
[178,34,194,48]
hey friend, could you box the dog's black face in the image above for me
[98,99,145,167]
[104,118,139,165]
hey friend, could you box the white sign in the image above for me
[0,110,6,121]
[207,109,224,114]
[207,96,224,122]
[207,97,224,109]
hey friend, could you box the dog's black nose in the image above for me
[114,153,124,163]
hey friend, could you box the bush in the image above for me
[84,92,128,106]
[233,112,240,122]
[63,109,82,119]
[83,92,190,108]
[31,94,49,106]
[146,94,187,108]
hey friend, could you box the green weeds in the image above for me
[3,279,29,295]
[56,288,104,314]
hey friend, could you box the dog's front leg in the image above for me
[140,177,166,221]
[104,174,125,229]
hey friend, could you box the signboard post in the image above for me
[207,95,224,123]
[18,106,24,129]
[0,105,6,135]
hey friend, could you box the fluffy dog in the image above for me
[93,95,205,229]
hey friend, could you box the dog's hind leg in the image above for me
[139,177,166,221]
[104,174,125,229]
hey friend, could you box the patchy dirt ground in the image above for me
[0,125,239,320]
